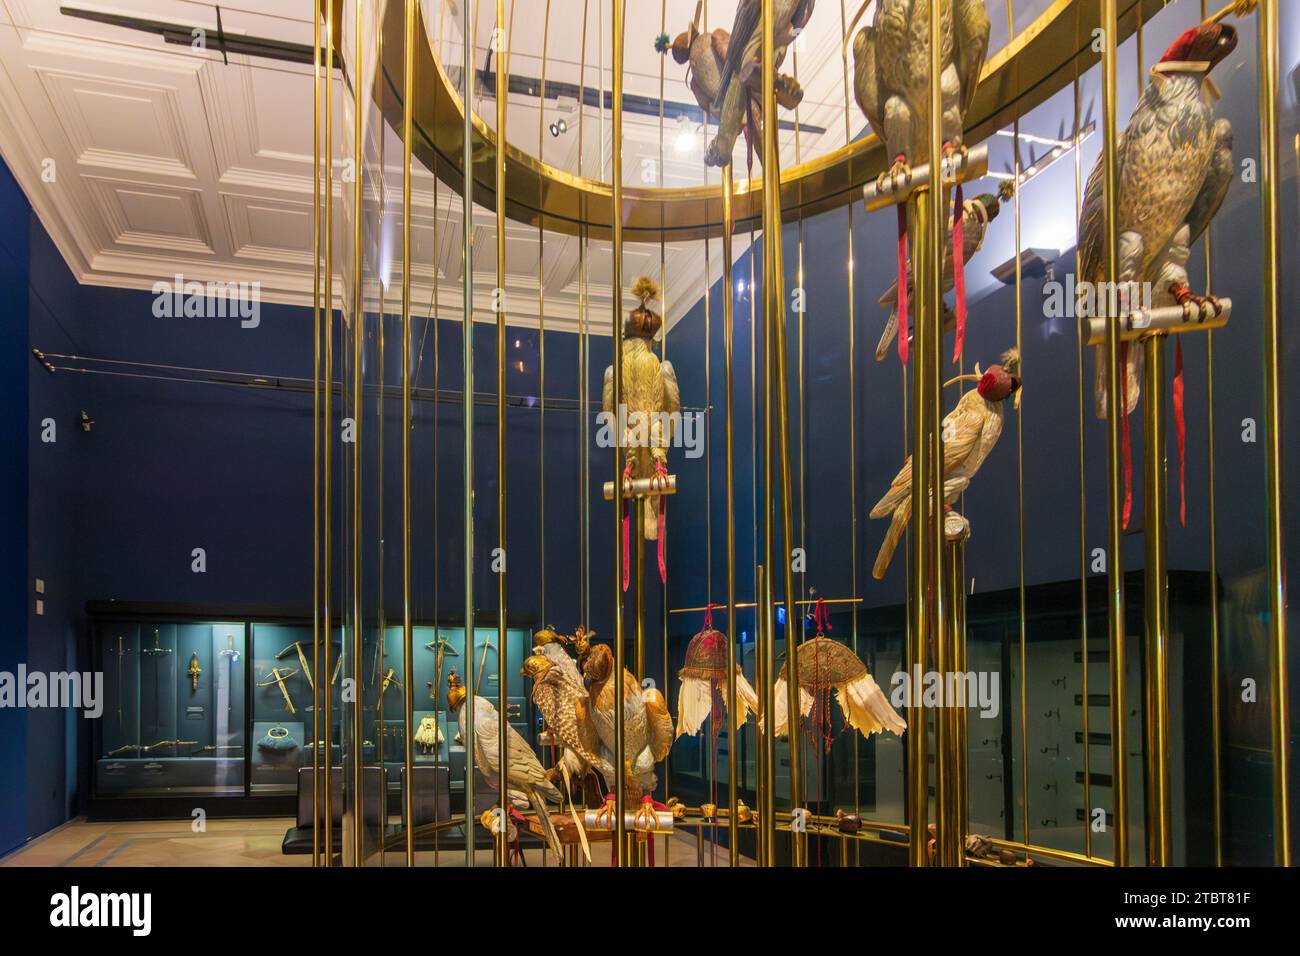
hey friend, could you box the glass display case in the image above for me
[94,620,246,797]
[91,611,530,816]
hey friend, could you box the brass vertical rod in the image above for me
[578,0,590,628]
[838,0,862,832]
[1070,21,1093,860]
[1142,335,1171,866]
[1006,0,1028,852]
[722,162,739,867]
[1100,0,1129,867]
[943,538,967,865]
[401,0,417,868]
[538,0,550,628]
[461,0,477,869]
[759,564,776,864]
[955,541,969,852]
[906,193,931,868]
[494,0,510,870]
[636,502,645,678]
[1258,0,1290,868]
[610,0,627,867]
[1200,0,1221,862]
[349,0,364,867]
[322,0,334,869]
[308,0,321,874]
[762,0,803,868]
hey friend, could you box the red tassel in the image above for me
[657,499,667,584]
[896,202,909,365]
[952,183,966,364]
[1174,336,1186,527]
[1120,342,1132,530]
[621,501,631,592]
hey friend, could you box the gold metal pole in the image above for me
[538,0,550,628]
[350,0,364,868]
[943,534,968,866]
[954,540,969,853]
[1070,18,1093,861]
[722,162,739,867]
[761,0,803,868]
[322,0,334,869]
[401,0,417,868]
[759,564,776,864]
[1141,334,1171,866]
[838,0,862,840]
[1099,0,1129,867]
[906,186,932,867]
[1006,0,1029,854]
[493,0,510,870]
[1257,0,1290,868]
[610,0,627,867]
[461,0,477,870]
[311,0,322,870]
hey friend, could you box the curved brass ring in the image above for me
[375,0,1161,241]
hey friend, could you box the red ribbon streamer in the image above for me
[621,501,631,592]
[952,183,966,364]
[1120,342,1132,530]
[1174,336,1186,527]
[896,201,909,365]
[657,495,667,584]
[812,596,832,636]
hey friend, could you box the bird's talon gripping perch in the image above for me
[877,154,910,194]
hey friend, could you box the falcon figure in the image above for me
[870,349,1020,579]
[875,182,1011,361]
[1077,17,1238,420]
[447,671,564,857]
[522,640,607,786]
[853,0,990,183]
[702,0,814,168]
[582,643,674,800]
[603,278,679,588]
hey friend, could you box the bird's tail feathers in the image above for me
[528,785,564,858]
[873,501,910,579]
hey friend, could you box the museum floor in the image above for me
[0,819,751,867]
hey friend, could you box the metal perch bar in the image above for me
[863,144,990,211]
[601,475,678,500]
[1085,299,1231,345]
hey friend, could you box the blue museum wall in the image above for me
[25,189,84,842]
[0,160,31,855]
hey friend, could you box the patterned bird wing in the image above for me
[470,697,500,782]
[642,686,675,762]
[1076,135,1116,285]
[952,0,991,119]
[712,0,760,111]
[533,673,603,767]
[661,359,681,415]
[1184,118,1233,246]
[853,25,885,143]
[870,452,913,520]
[871,388,982,519]
[791,0,815,30]
[506,719,562,802]
[601,364,614,414]
[939,388,986,476]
